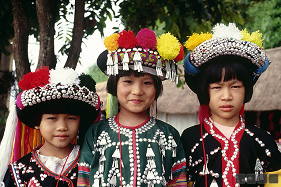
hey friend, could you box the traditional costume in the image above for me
[180,23,281,187]
[0,67,101,187]
[77,28,187,186]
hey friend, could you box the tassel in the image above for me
[93,179,100,187]
[122,51,130,71]
[113,53,119,75]
[156,58,163,76]
[171,61,177,81]
[99,155,106,173]
[171,139,177,157]
[210,179,219,187]
[106,53,114,75]
[0,105,18,181]
[109,175,117,186]
[146,145,155,157]
[147,171,156,180]
[255,158,263,182]
[133,51,143,72]
[165,61,171,79]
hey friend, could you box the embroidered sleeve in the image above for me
[167,130,187,186]
[77,126,96,187]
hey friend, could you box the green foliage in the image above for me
[245,0,281,49]
[87,64,108,83]
[0,0,13,55]
[119,0,247,42]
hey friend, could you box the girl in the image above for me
[0,67,101,187]
[181,23,281,187]
[77,28,187,186]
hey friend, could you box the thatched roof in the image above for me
[96,47,281,113]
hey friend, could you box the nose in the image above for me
[221,87,232,101]
[131,83,143,95]
[56,119,68,131]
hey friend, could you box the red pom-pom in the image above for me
[18,66,50,90]
[174,43,184,62]
[136,28,157,50]
[118,30,137,49]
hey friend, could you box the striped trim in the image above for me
[167,171,187,186]
[172,161,187,174]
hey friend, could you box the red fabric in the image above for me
[174,43,184,62]
[18,66,50,90]
[204,119,245,187]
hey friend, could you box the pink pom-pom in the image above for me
[174,43,184,62]
[18,66,50,90]
[118,30,137,49]
[136,28,157,50]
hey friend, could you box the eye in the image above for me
[144,81,153,85]
[124,80,132,83]
[47,116,56,120]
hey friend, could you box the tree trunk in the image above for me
[0,44,13,113]
[64,0,85,69]
[36,0,56,69]
[11,0,31,84]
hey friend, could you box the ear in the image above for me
[34,126,40,130]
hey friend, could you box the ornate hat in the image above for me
[183,23,270,82]
[97,28,184,83]
[0,66,102,181]
[15,66,101,128]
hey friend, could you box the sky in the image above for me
[28,5,124,74]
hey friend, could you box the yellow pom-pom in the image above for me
[156,33,181,60]
[184,32,212,51]
[104,33,120,51]
[241,29,263,48]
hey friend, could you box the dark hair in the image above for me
[187,55,255,105]
[106,69,163,100]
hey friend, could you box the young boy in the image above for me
[0,67,101,187]
[181,23,281,187]
[77,28,187,186]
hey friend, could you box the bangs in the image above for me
[201,55,255,84]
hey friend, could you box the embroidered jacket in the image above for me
[181,118,281,187]
[78,115,187,186]
[4,146,79,187]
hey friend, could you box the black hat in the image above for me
[16,66,101,128]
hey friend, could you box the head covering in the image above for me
[16,66,101,128]
[0,66,101,181]
[97,28,184,83]
[183,22,270,89]
[183,23,270,124]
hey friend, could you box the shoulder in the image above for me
[154,118,180,135]
[10,152,34,170]
[245,124,275,141]
[181,124,201,138]
[87,118,110,132]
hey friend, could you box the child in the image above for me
[0,67,101,187]
[77,28,187,186]
[180,23,281,187]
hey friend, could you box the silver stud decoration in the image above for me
[20,83,100,110]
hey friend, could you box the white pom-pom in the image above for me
[212,23,242,40]
[49,68,80,85]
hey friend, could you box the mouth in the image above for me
[55,135,69,140]
[130,99,143,104]
[219,105,234,112]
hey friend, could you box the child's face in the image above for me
[37,114,80,151]
[208,76,245,125]
[117,73,156,116]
